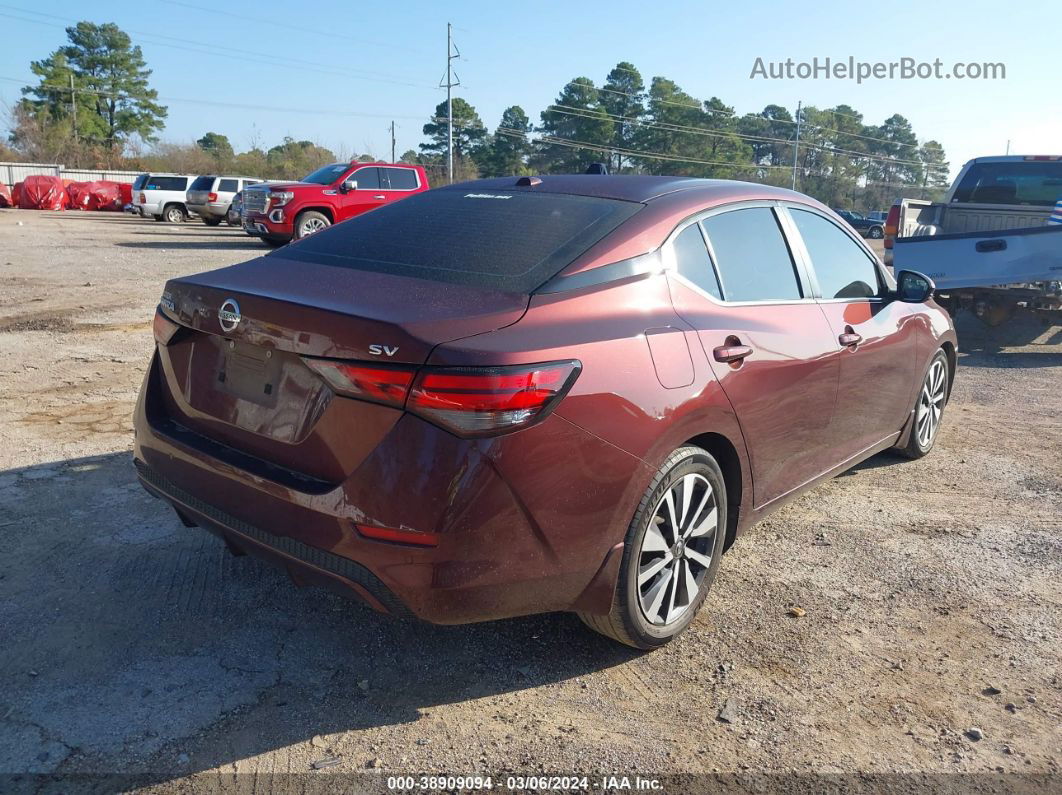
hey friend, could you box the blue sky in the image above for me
[0,0,1055,180]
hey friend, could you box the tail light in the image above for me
[883,204,900,250]
[355,523,440,547]
[302,358,581,436]
[153,307,181,345]
[139,192,146,203]
[408,361,581,436]
[208,192,218,202]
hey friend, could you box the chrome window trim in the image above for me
[661,200,817,307]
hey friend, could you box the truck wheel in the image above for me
[163,204,186,224]
[202,216,223,227]
[578,445,726,649]
[868,225,884,239]
[295,211,331,239]
[262,236,288,248]
[973,298,1014,327]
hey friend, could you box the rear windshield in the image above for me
[190,176,215,191]
[279,188,641,292]
[952,161,1062,206]
[132,174,147,191]
[301,163,350,185]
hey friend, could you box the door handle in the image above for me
[713,344,753,363]
[975,238,1006,253]
[373,194,386,200]
[838,331,863,347]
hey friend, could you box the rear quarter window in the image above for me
[279,188,641,293]
[218,179,239,192]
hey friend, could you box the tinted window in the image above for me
[350,167,380,190]
[132,174,147,191]
[145,176,188,191]
[382,167,418,190]
[190,176,215,191]
[218,179,239,192]
[302,163,349,185]
[281,188,641,293]
[952,161,1062,206]
[673,223,721,299]
[242,179,260,188]
[702,208,801,301]
[791,209,880,299]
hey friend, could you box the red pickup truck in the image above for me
[241,161,429,247]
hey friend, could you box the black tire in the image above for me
[868,225,884,239]
[162,204,186,224]
[578,445,727,649]
[896,349,949,459]
[261,236,288,248]
[202,216,223,227]
[152,214,164,222]
[294,210,331,239]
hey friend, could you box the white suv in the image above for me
[187,175,263,226]
[133,174,198,223]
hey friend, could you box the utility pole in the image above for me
[390,120,396,163]
[439,22,461,184]
[1005,139,1011,155]
[69,74,78,144]
[791,100,802,191]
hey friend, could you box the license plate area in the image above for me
[218,340,282,406]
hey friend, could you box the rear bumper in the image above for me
[188,202,228,219]
[132,352,649,624]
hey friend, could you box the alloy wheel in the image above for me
[636,473,718,626]
[299,217,328,236]
[916,358,947,448]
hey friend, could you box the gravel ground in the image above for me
[0,210,1059,792]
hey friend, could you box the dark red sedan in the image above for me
[134,175,956,648]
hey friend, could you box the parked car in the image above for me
[227,191,243,227]
[867,211,889,222]
[132,173,197,223]
[833,209,885,239]
[886,155,1062,325]
[136,174,955,649]
[187,175,263,226]
[241,161,428,247]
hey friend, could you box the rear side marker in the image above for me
[356,523,440,547]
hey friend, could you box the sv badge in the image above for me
[368,344,399,357]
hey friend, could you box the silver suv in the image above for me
[187,176,263,226]
[134,174,198,223]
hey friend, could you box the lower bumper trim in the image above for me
[134,459,414,619]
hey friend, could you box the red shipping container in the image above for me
[19,175,68,210]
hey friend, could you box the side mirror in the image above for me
[895,270,935,303]
[341,179,357,192]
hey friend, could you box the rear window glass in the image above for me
[218,178,239,192]
[280,188,642,293]
[952,161,1062,206]
[190,176,215,191]
[145,176,188,191]
[382,167,418,190]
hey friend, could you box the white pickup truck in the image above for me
[885,155,1062,325]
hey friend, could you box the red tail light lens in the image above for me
[408,361,581,437]
[302,360,414,407]
[208,192,218,202]
[153,308,181,345]
[139,192,146,203]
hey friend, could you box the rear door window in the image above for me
[790,208,881,299]
[702,208,802,302]
[351,167,380,190]
[281,188,642,293]
[952,160,1062,206]
[218,179,239,192]
[381,167,418,190]
[190,176,215,191]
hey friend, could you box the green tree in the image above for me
[265,137,336,179]
[20,22,166,150]
[599,63,645,172]
[632,77,707,176]
[478,106,532,177]
[197,131,234,164]
[919,140,950,194]
[534,77,613,173]
[420,97,488,160]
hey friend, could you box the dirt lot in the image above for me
[0,210,1059,791]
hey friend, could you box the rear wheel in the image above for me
[202,216,223,227]
[162,204,185,224]
[294,210,331,239]
[897,349,949,459]
[578,445,726,649]
[868,225,884,239]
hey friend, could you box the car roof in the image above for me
[448,174,810,205]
